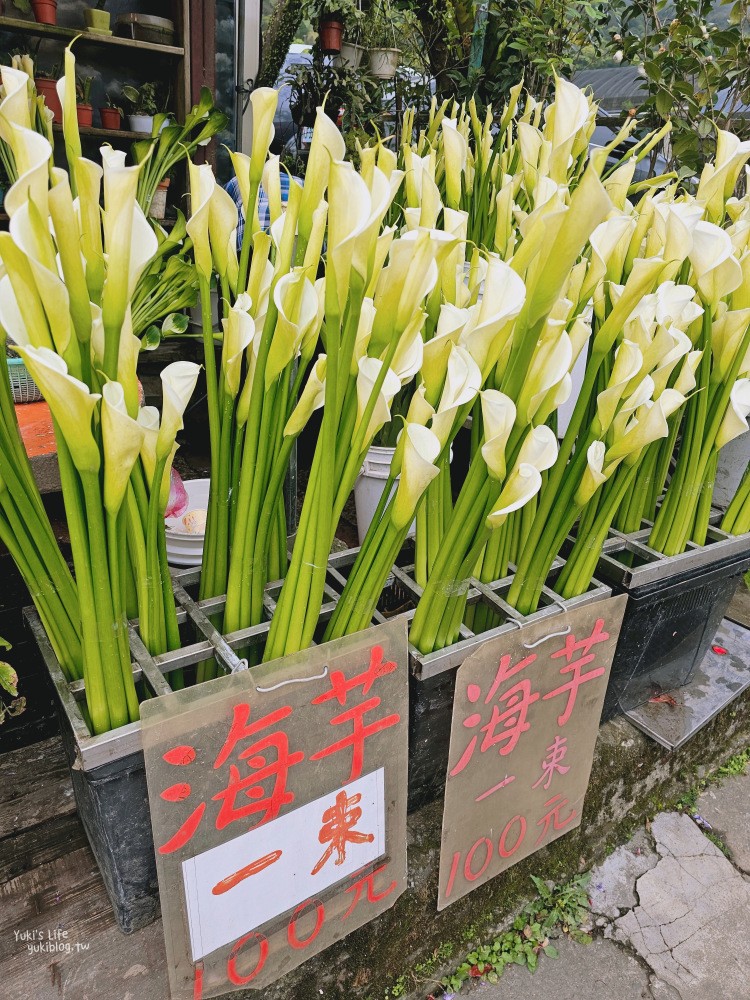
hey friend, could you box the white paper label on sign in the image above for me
[182,767,386,961]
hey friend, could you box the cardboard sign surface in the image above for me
[438,596,627,910]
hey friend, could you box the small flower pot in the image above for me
[149,178,170,220]
[76,103,93,128]
[129,113,154,135]
[83,8,111,32]
[369,46,401,80]
[99,107,122,130]
[318,16,344,54]
[34,77,62,124]
[31,0,57,25]
[336,41,365,69]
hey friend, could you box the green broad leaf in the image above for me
[0,636,10,651]
[0,662,19,697]
[655,89,674,118]
[544,945,559,958]
[162,312,189,336]
[141,326,161,351]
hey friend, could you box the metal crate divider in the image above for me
[322,546,613,682]
[26,565,343,771]
[597,518,750,589]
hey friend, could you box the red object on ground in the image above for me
[712,644,728,655]
[15,401,56,459]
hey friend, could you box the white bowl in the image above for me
[165,478,209,566]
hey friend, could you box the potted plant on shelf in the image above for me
[364,0,401,79]
[34,62,62,123]
[75,75,94,128]
[99,93,122,130]
[30,0,57,27]
[286,55,374,147]
[83,0,111,34]
[301,0,363,55]
[122,81,159,134]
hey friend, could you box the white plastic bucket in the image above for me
[165,478,209,566]
[335,42,365,69]
[354,445,416,545]
[368,47,400,80]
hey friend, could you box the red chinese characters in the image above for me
[450,651,538,779]
[311,790,375,875]
[543,618,609,725]
[310,645,400,782]
[156,702,305,855]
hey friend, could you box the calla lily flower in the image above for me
[391,316,426,386]
[186,160,216,280]
[596,340,644,433]
[689,221,743,307]
[459,257,526,372]
[442,119,468,210]
[354,356,401,443]
[327,160,373,313]
[248,88,278,184]
[101,382,145,516]
[715,378,750,449]
[155,361,200,461]
[267,271,319,388]
[486,463,543,529]
[391,424,442,530]
[431,344,482,446]
[711,308,750,381]
[516,331,573,425]
[516,424,559,472]
[298,109,345,246]
[137,406,160,485]
[674,350,704,395]
[575,441,608,505]
[16,345,101,473]
[606,388,686,465]
[209,182,239,284]
[546,76,591,183]
[480,390,516,480]
[222,293,255,398]
[284,356,327,438]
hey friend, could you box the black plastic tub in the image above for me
[57,705,159,932]
[595,524,750,721]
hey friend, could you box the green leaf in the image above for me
[162,312,189,336]
[544,944,559,958]
[655,89,674,118]
[0,662,18,697]
[0,636,10,651]
[141,326,161,351]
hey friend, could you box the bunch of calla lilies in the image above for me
[3,50,750,736]
[0,49,199,733]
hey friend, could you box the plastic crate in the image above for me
[7,356,43,404]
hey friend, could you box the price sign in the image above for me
[438,596,627,910]
[141,619,408,999]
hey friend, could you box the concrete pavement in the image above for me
[450,768,750,1000]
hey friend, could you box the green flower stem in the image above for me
[106,509,139,722]
[558,464,637,599]
[145,456,168,657]
[691,450,718,546]
[661,319,750,554]
[249,434,296,624]
[80,467,130,732]
[199,275,223,601]
[415,501,428,587]
[507,432,594,614]
[56,436,112,731]
[237,380,280,627]
[722,463,750,534]
[237,176,261,294]
[0,502,73,676]
[223,282,282,630]
[324,498,394,640]
[410,474,494,653]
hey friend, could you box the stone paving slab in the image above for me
[696,769,750,873]
[457,937,652,999]
[613,812,750,1000]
